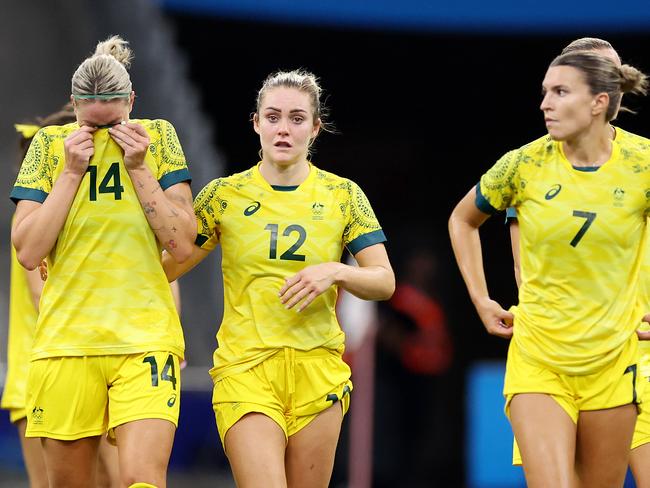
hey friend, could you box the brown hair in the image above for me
[550,52,648,121]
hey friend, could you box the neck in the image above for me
[562,123,612,168]
[259,159,310,186]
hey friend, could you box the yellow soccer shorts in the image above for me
[505,336,642,465]
[632,374,650,449]
[8,408,27,424]
[213,347,352,449]
[25,351,181,441]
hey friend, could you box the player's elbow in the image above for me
[16,251,40,271]
[379,270,396,300]
[167,244,193,265]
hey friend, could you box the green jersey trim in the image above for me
[347,229,386,255]
[159,168,191,190]
[10,187,48,205]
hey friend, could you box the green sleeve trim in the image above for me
[10,186,48,205]
[347,229,387,255]
[159,168,191,191]
[475,183,499,215]
[195,234,209,247]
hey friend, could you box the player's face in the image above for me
[73,95,133,128]
[540,65,602,141]
[254,87,320,166]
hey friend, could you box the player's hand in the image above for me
[474,296,514,339]
[637,313,650,340]
[109,122,150,170]
[63,126,96,175]
[279,262,342,312]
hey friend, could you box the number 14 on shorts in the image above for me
[143,354,177,390]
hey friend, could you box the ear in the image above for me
[253,113,261,135]
[312,118,321,139]
[128,91,136,113]
[592,92,609,117]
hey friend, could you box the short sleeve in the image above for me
[477,149,522,214]
[193,179,223,251]
[151,120,191,190]
[11,128,52,204]
[343,180,386,255]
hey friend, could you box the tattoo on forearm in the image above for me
[171,226,177,233]
[143,201,157,216]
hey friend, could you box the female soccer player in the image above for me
[508,38,650,488]
[10,36,196,488]
[449,51,648,487]
[163,69,395,487]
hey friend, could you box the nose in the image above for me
[277,117,290,134]
[540,93,551,112]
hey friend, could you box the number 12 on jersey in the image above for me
[264,223,307,261]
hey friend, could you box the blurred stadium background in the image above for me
[1,0,650,486]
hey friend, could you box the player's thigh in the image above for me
[15,417,48,488]
[109,352,181,486]
[225,412,288,488]
[510,393,577,488]
[286,403,343,488]
[576,404,637,488]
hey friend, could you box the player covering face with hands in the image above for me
[10,35,195,488]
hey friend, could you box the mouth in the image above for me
[274,141,292,148]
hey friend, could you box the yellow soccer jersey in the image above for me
[194,163,386,381]
[478,130,650,375]
[10,119,189,360]
[1,245,38,410]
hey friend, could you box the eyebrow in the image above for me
[264,107,308,114]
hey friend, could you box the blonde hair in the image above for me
[550,52,648,121]
[256,69,332,132]
[71,35,133,99]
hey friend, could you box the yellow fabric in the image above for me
[194,163,385,381]
[505,336,642,465]
[1,245,39,411]
[480,129,650,375]
[11,120,188,360]
[632,376,650,449]
[25,352,180,440]
[128,484,158,488]
[212,347,352,448]
[9,408,27,424]
[14,123,40,139]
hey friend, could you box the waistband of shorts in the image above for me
[268,347,342,360]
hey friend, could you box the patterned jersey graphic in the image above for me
[11,119,189,360]
[479,128,650,375]
[194,163,386,380]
